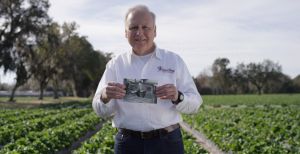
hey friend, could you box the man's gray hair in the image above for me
[125,5,156,24]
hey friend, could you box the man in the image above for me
[93,5,202,154]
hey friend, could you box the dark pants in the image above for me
[114,127,184,154]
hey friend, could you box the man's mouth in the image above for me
[135,38,146,42]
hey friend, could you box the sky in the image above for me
[1,0,300,84]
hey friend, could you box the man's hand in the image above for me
[101,82,126,104]
[156,84,178,101]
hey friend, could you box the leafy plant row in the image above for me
[0,102,90,120]
[0,112,101,154]
[0,108,90,146]
[0,109,32,119]
[0,109,65,126]
[182,130,208,154]
[73,121,208,154]
[183,107,300,153]
[73,122,115,154]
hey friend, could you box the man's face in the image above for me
[125,11,156,55]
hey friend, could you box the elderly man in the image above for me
[93,4,202,154]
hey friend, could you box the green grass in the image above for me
[0,97,91,109]
[202,94,300,106]
[0,96,89,103]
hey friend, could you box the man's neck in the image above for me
[133,44,156,56]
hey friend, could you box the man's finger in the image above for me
[108,82,116,86]
[107,90,125,99]
[107,85,126,93]
[115,83,126,89]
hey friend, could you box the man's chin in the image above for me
[133,47,151,55]
[134,46,146,52]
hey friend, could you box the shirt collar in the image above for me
[127,45,162,63]
[153,47,162,60]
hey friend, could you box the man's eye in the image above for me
[143,26,151,30]
[129,27,138,31]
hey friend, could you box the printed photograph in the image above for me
[124,78,157,104]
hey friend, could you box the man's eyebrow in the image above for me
[129,26,138,29]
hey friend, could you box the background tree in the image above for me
[246,60,282,94]
[30,22,61,100]
[57,23,109,97]
[6,37,33,101]
[293,75,300,93]
[211,58,232,94]
[0,0,50,101]
[61,36,108,97]
[0,0,50,71]
[245,63,264,94]
[194,58,293,95]
[275,73,294,93]
[261,60,282,93]
[232,63,250,94]
[195,70,213,94]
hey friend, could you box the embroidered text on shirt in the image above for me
[157,66,175,73]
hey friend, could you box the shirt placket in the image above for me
[140,55,156,125]
[140,55,155,79]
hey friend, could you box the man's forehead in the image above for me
[128,10,153,20]
[126,12,154,25]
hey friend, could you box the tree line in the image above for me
[0,0,111,101]
[194,58,300,95]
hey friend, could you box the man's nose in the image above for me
[136,28,144,36]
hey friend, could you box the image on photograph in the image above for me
[124,78,157,104]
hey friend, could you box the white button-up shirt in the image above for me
[93,47,202,131]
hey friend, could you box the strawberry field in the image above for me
[1,94,299,153]
[0,101,206,154]
[184,94,300,153]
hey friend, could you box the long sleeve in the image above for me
[92,61,117,118]
[175,56,202,114]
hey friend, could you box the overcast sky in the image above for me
[1,0,300,84]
